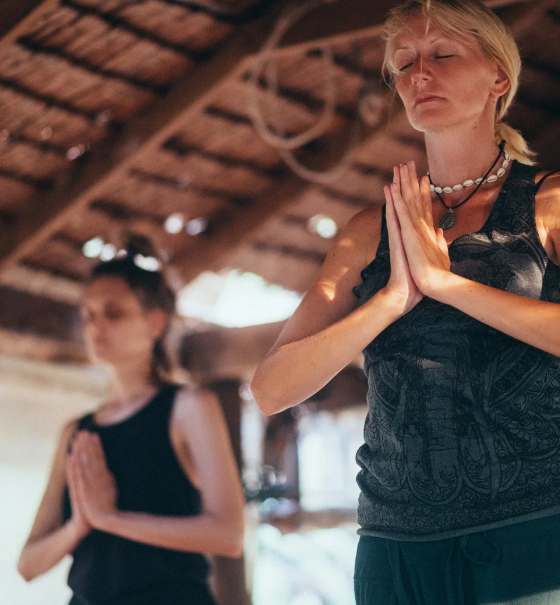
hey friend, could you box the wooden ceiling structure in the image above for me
[0,0,558,375]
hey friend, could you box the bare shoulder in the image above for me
[335,205,384,263]
[535,170,560,263]
[172,385,222,428]
[535,170,560,211]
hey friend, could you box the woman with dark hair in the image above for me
[251,0,560,603]
[18,237,245,605]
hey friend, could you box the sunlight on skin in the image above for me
[315,237,355,302]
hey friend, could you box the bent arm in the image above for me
[251,207,406,415]
[429,273,560,357]
[427,178,560,357]
[18,420,87,581]
[92,388,245,558]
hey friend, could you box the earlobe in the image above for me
[494,67,511,97]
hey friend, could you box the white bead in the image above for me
[430,184,435,191]
[503,160,510,168]
[463,179,474,187]
[504,152,510,161]
[497,168,506,177]
[475,178,483,184]
[435,187,443,194]
[453,184,463,191]
[443,187,453,194]
[487,175,498,183]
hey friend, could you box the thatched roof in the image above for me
[0,0,558,373]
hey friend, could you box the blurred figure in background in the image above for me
[18,236,245,605]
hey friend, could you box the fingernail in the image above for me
[402,164,408,174]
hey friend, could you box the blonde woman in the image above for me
[251,1,560,603]
[18,240,245,605]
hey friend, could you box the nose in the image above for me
[409,58,432,86]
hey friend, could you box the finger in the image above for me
[393,165,401,188]
[385,190,408,275]
[398,164,421,221]
[385,190,401,245]
[419,175,434,222]
[436,228,449,255]
[390,182,414,234]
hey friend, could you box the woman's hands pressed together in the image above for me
[384,161,451,300]
[69,431,118,532]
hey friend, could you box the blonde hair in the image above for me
[382,0,536,164]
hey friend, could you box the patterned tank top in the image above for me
[352,160,560,540]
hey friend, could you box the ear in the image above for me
[492,66,511,99]
[147,308,167,340]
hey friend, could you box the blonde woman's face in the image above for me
[392,14,508,133]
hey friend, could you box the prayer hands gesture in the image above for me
[382,161,451,310]
[68,431,118,531]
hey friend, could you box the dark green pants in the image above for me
[354,514,560,605]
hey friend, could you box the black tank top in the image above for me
[353,161,560,540]
[63,385,211,603]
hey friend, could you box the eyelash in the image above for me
[398,55,454,72]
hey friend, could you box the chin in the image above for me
[88,345,118,365]
[407,113,456,133]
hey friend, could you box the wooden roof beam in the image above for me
[0,0,60,55]
[0,0,392,274]
[0,0,538,275]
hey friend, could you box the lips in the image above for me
[414,95,444,106]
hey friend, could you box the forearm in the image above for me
[18,520,85,581]
[96,511,243,558]
[251,289,404,415]
[430,272,560,357]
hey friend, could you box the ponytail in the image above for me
[495,121,536,166]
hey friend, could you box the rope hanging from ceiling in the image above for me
[247,0,368,186]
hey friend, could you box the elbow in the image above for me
[250,373,287,417]
[17,557,37,583]
[213,516,245,558]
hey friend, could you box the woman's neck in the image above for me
[424,125,502,196]
[107,357,158,407]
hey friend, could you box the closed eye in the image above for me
[399,63,413,72]
[436,55,454,60]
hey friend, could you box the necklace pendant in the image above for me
[440,209,456,231]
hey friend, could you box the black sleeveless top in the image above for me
[352,161,560,541]
[63,385,210,602]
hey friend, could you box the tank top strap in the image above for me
[483,160,542,235]
[535,170,560,194]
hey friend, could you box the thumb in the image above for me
[436,228,448,254]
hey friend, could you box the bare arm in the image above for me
[17,420,90,582]
[74,388,245,558]
[392,163,560,357]
[427,175,560,355]
[251,202,422,415]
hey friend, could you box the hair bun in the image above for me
[124,233,155,259]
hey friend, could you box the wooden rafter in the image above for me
[0,0,395,276]
[0,0,60,56]
[0,0,546,281]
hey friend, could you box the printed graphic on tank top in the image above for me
[352,161,560,540]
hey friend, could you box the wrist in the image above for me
[66,518,89,541]
[90,510,120,533]
[421,269,458,300]
[374,287,413,320]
